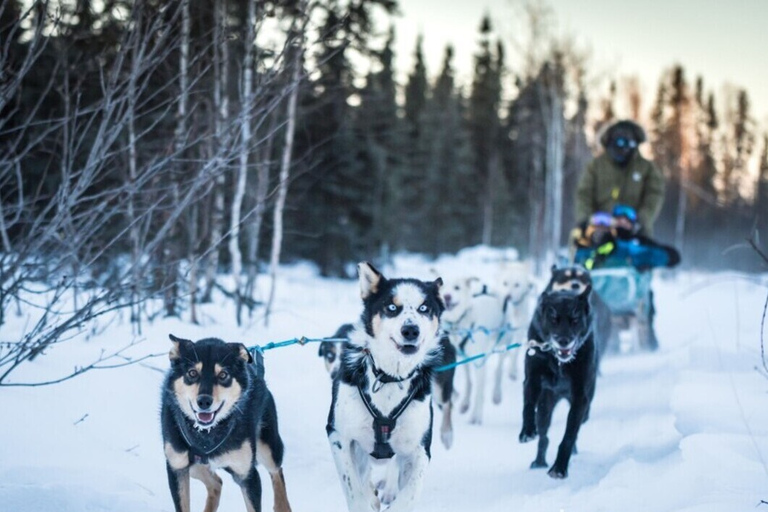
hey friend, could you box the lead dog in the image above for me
[161,335,292,512]
[319,323,456,450]
[326,262,445,512]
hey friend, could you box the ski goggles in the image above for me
[613,137,637,149]
[612,204,638,223]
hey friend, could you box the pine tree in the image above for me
[468,15,504,245]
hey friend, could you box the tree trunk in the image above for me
[203,0,229,303]
[231,0,253,325]
[165,0,190,318]
[128,3,141,324]
[244,108,276,307]
[264,5,304,325]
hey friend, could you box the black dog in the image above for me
[161,334,292,512]
[317,323,354,379]
[546,265,611,357]
[519,284,604,479]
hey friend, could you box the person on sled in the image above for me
[573,119,678,350]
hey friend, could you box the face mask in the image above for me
[607,135,637,166]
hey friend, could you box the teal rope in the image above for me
[248,336,348,354]
[434,342,522,373]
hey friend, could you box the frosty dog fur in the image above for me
[326,262,445,512]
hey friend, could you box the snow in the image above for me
[1,248,767,512]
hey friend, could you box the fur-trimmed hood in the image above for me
[599,120,647,148]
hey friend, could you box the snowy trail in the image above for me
[1,251,767,511]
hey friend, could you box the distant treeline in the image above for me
[1,0,766,324]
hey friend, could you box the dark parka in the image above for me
[575,151,665,236]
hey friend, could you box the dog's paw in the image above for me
[492,388,502,405]
[469,415,482,425]
[530,459,548,469]
[441,428,453,450]
[518,427,537,443]
[459,401,470,414]
[547,465,568,479]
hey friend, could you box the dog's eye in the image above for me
[217,371,229,382]
[570,317,580,326]
[418,304,429,313]
[387,304,397,312]
[186,369,199,381]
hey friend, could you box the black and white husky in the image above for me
[326,262,445,512]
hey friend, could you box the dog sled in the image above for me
[588,266,655,353]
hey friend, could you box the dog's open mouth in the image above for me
[193,402,224,426]
[391,337,419,355]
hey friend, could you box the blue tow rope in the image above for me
[433,342,522,373]
[247,335,522,374]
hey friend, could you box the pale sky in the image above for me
[393,0,768,126]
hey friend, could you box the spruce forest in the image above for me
[1,0,766,343]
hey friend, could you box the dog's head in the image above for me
[547,265,592,294]
[318,341,340,378]
[498,261,534,306]
[536,286,593,364]
[357,262,445,372]
[167,334,254,430]
[439,276,480,324]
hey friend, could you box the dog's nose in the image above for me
[571,282,580,290]
[196,394,214,411]
[401,324,420,341]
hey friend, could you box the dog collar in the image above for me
[365,350,418,392]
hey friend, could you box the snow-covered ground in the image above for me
[2,247,767,512]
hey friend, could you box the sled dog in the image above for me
[440,274,508,424]
[497,261,535,383]
[519,279,605,479]
[161,335,292,512]
[326,262,445,512]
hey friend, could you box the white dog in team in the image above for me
[440,275,508,425]
[495,261,535,386]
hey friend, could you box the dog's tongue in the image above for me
[197,412,214,424]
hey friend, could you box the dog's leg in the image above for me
[190,464,223,512]
[469,363,486,424]
[439,401,453,449]
[328,433,377,512]
[459,365,471,414]
[385,449,430,512]
[257,395,293,512]
[519,365,541,442]
[235,467,263,512]
[164,442,191,512]
[257,440,292,512]
[548,394,589,479]
[531,391,555,469]
[492,352,504,405]
[166,464,191,512]
[373,458,400,508]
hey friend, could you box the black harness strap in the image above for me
[366,351,417,392]
[178,417,237,465]
[357,382,421,460]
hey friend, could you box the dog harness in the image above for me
[177,416,237,464]
[357,383,421,459]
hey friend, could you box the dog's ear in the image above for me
[236,343,254,364]
[168,334,192,361]
[580,283,593,297]
[358,261,383,299]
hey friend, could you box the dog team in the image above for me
[161,260,612,512]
